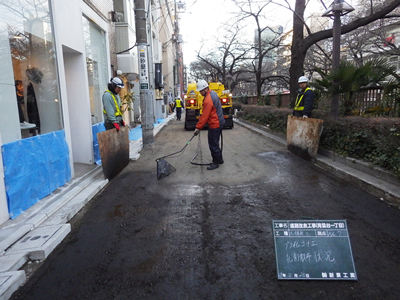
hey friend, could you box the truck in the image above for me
[184,82,234,130]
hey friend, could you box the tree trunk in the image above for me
[289,0,306,107]
[288,0,400,109]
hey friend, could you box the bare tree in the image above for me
[232,0,290,98]
[191,24,251,91]
[289,0,400,106]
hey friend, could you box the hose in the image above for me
[190,131,223,166]
[155,135,195,162]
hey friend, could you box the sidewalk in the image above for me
[1,114,399,299]
[235,118,400,206]
[0,113,176,300]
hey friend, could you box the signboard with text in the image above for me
[138,45,149,90]
[272,220,357,280]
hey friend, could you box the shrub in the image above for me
[276,92,282,108]
[264,94,271,105]
[237,105,400,177]
[238,94,248,104]
[240,105,292,134]
[320,117,400,176]
[232,102,242,111]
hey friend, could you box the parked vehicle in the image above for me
[184,82,234,130]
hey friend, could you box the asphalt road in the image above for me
[11,119,400,300]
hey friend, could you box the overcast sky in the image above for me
[179,0,357,66]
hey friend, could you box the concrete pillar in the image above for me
[0,132,9,225]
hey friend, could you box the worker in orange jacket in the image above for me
[194,80,225,170]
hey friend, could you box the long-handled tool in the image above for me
[156,131,224,179]
[156,135,195,180]
[189,131,223,166]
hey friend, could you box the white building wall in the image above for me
[159,2,175,98]
[0,132,8,225]
[52,0,112,168]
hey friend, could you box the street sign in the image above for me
[272,220,357,280]
[138,45,149,90]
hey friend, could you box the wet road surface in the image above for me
[11,119,400,300]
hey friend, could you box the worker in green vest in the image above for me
[102,77,125,131]
[174,96,184,121]
[293,76,314,118]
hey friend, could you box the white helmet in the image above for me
[298,76,309,83]
[111,77,125,88]
[196,80,209,91]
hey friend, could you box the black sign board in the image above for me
[272,220,357,280]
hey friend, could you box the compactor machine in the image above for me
[184,82,234,130]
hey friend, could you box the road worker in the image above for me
[194,80,225,170]
[103,77,125,131]
[293,76,314,118]
[174,96,184,121]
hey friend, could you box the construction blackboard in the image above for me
[272,220,357,280]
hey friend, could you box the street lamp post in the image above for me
[322,0,354,117]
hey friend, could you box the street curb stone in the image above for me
[0,114,176,300]
[234,118,400,207]
[0,271,25,300]
[6,224,71,261]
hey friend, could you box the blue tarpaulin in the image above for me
[129,120,164,141]
[2,130,71,219]
[92,123,106,165]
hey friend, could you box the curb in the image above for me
[234,118,400,207]
[0,114,176,300]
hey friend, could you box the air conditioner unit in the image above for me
[110,11,124,22]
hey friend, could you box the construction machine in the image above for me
[184,82,234,130]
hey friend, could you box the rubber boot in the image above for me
[207,156,219,170]
[207,163,219,170]
[218,154,224,165]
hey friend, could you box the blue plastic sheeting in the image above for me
[129,126,142,141]
[129,119,164,141]
[2,130,71,219]
[92,123,106,165]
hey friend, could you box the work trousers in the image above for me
[176,107,182,120]
[293,110,311,118]
[208,127,223,163]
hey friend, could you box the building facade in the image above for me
[0,0,181,225]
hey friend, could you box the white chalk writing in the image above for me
[286,250,336,264]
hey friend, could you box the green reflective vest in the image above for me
[103,90,123,116]
[175,99,183,108]
[294,87,312,111]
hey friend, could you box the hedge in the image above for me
[237,105,400,177]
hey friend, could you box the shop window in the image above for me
[82,16,108,125]
[1,0,62,140]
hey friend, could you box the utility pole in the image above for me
[331,7,341,117]
[174,0,183,99]
[322,0,354,117]
[134,0,154,145]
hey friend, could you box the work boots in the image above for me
[207,154,223,170]
[207,163,219,170]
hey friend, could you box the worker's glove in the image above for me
[113,123,120,131]
[121,121,125,126]
[194,128,200,136]
[302,115,308,119]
